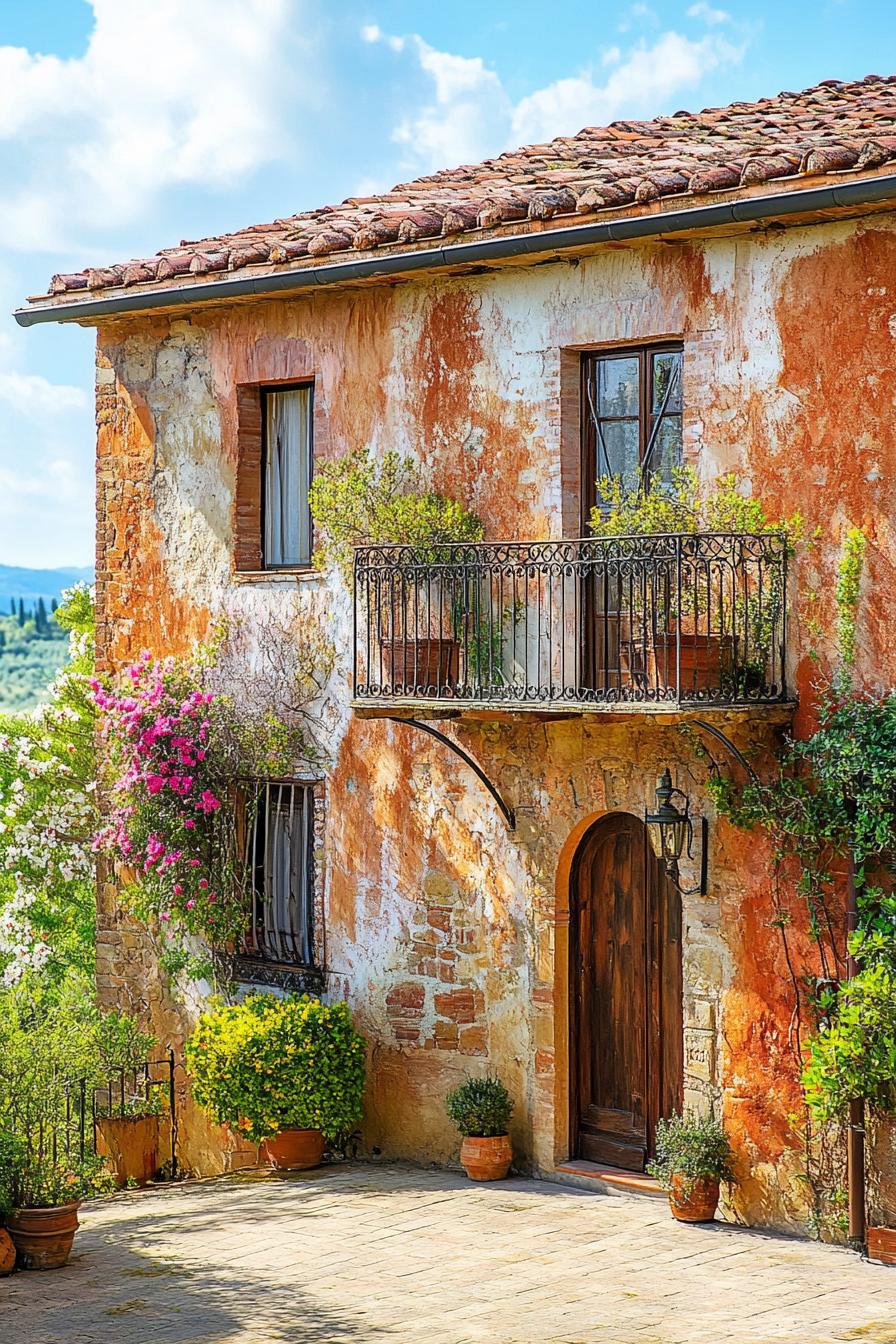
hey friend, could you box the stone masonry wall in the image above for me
[93,211,896,1231]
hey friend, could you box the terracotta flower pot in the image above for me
[669,1173,720,1223]
[6,1202,81,1270]
[259,1127,324,1171]
[0,1228,15,1276]
[96,1114,160,1188]
[460,1135,512,1182]
[380,638,459,695]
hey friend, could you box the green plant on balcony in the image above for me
[588,468,801,695]
[311,448,483,693]
[309,447,482,579]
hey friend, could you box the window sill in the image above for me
[232,955,324,994]
[232,567,322,585]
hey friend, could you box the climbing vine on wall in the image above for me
[708,526,896,1235]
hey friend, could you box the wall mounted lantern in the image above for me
[645,767,708,896]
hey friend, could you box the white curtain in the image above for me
[264,387,311,566]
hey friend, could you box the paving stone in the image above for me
[1,1164,894,1344]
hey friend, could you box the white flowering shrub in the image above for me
[0,584,97,988]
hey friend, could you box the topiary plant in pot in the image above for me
[647,1112,735,1223]
[446,1076,514,1182]
[186,994,366,1171]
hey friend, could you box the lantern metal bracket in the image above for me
[386,717,516,832]
[688,720,758,784]
[645,767,708,896]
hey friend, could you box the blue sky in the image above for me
[0,0,892,567]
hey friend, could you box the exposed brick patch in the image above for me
[434,990,476,1024]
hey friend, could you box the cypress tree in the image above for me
[36,597,47,633]
[17,598,25,627]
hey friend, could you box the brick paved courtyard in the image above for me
[3,1164,895,1344]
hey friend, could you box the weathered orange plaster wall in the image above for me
[93,211,896,1228]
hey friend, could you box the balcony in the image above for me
[352,533,791,719]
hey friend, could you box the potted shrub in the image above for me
[446,1076,514,1182]
[0,1131,113,1270]
[589,469,800,697]
[647,1112,735,1223]
[309,447,482,695]
[186,993,366,1171]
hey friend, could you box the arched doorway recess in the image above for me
[569,811,683,1171]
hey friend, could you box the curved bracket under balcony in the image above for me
[351,533,794,721]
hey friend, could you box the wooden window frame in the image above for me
[260,380,315,571]
[580,343,683,532]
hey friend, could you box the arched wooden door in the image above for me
[570,811,683,1171]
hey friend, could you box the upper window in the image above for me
[242,780,316,970]
[262,384,313,568]
[581,345,683,520]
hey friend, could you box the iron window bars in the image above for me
[352,532,789,709]
[236,780,320,986]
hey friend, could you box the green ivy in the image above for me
[709,526,896,1140]
[185,994,366,1144]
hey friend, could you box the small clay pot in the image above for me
[669,1173,720,1223]
[6,1202,81,1270]
[259,1128,324,1171]
[460,1135,512,1182]
[0,1228,15,1275]
[96,1114,160,1188]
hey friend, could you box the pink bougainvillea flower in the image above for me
[186,899,195,911]
[160,912,170,922]
[173,884,183,896]
[146,774,166,795]
[199,878,208,890]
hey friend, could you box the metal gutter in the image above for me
[15,173,896,328]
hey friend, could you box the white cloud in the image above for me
[392,39,511,170]
[378,27,746,175]
[512,31,743,144]
[0,372,86,420]
[0,0,311,252]
[687,2,732,23]
[361,23,405,53]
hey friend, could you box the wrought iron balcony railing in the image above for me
[352,533,789,712]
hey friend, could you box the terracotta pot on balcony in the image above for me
[380,637,460,695]
[0,1228,15,1275]
[95,1113,160,1188]
[459,1135,513,1182]
[668,1174,720,1222]
[259,1127,325,1171]
[6,1202,81,1270]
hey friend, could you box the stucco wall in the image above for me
[94,211,896,1232]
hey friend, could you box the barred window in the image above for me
[243,781,316,969]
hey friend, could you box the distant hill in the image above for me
[0,564,93,606]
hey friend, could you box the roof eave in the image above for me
[15,172,896,328]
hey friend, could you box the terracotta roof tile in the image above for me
[38,75,896,302]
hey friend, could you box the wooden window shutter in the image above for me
[234,384,263,571]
